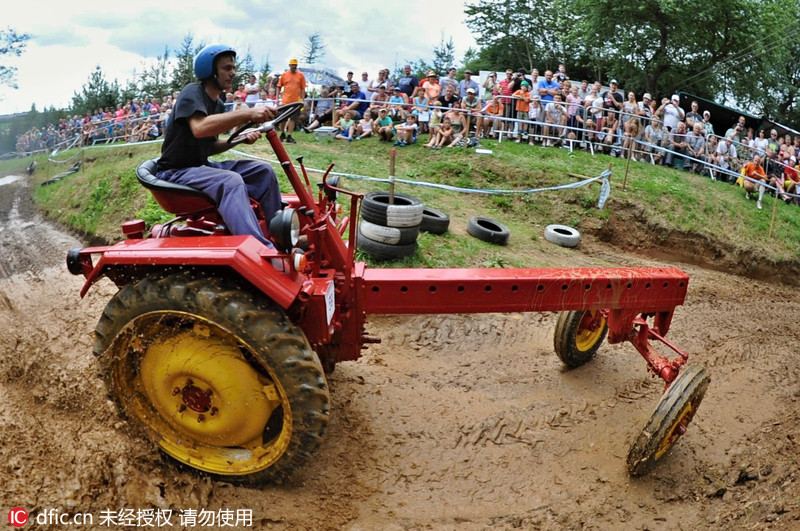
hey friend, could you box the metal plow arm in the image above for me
[361,266,688,315]
[360,266,691,383]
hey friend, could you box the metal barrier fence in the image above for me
[297,95,799,200]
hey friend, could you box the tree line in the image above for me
[462,0,800,128]
[2,1,799,153]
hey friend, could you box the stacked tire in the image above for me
[420,207,450,235]
[358,192,424,261]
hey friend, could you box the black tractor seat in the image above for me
[136,159,218,216]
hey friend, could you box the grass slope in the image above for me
[6,133,800,277]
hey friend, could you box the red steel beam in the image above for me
[361,267,689,315]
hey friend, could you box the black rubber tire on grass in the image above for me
[360,192,424,228]
[420,207,450,235]
[94,271,330,485]
[357,230,417,261]
[359,220,420,245]
[466,216,510,245]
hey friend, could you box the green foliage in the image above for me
[71,66,121,116]
[19,135,800,269]
[0,27,31,89]
[408,32,459,78]
[172,34,203,93]
[483,255,509,268]
[303,32,327,65]
[236,48,258,84]
[465,0,576,73]
[570,0,762,98]
[137,196,172,226]
[135,47,172,101]
[260,53,273,81]
[464,0,798,126]
[432,32,457,74]
[491,194,513,211]
[733,0,800,122]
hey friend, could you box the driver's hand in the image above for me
[250,105,277,123]
[243,130,262,144]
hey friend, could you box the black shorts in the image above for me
[286,106,302,120]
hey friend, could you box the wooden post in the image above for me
[622,138,633,191]
[389,148,396,204]
[768,188,779,238]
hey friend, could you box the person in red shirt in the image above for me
[498,69,515,124]
[742,154,768,209]
[233,83,247,102]
[774,154,798,204]
[784,156,798,188]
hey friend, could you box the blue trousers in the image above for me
[157,160,280,247]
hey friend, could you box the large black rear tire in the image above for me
[94,271,330,484]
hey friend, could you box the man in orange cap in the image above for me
[277,58,306,143]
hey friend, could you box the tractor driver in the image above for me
[155,44,281,247]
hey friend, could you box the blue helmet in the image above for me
[194,44,236,80]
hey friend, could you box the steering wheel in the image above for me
[228,101,306,144]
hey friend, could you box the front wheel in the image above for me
[627,365,710,476]
[94,271,330,484]
[553,310,608,367]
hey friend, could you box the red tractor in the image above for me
[68,103,709,483]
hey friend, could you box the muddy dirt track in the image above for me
[1,172,799,530]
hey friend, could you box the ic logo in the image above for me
[8,507,28,527]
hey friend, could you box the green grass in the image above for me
[5,132,800,269]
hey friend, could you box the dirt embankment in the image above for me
[595,200,800,286]
[1,172,799,530]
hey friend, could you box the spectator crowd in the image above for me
[14,94,179,155]
[13,60,800,210]
[296,63,800,209]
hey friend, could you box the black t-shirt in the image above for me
[157,82,223,172]
[441,93,461,111]
[512,75,532,93]
[602,90,623,113]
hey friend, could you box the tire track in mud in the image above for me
[0,175,81,280]
[378,313,557,354]
[455,375,661,448]
[4,166,800,528]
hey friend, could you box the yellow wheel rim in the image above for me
[112,312,294,476]
[574,310,607,352]
[654,400,697,460]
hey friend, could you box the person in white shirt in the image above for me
[657,94,685,132]
[244,74,260,106]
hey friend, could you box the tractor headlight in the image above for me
[269,208,300,253]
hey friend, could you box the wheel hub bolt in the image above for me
[180,380,212,413]
[210,407,219,416]
[197,414,205,423]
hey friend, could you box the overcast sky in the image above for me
[0,0,478,115]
